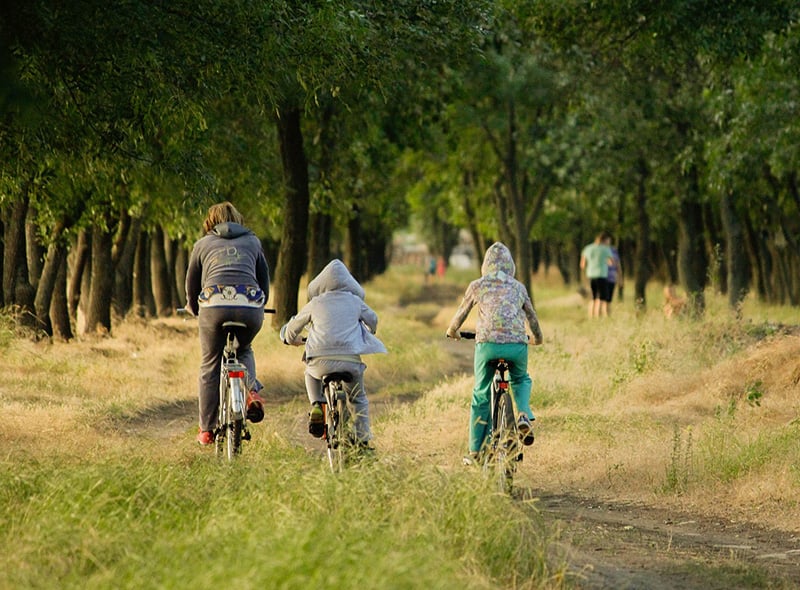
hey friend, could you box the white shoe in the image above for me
[517,415,535,446]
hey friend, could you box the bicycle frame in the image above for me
[177,306,274,457]
[321,372,354,473]
[216,321,251,460]
[487,358,521,493]
[453,331,523,493]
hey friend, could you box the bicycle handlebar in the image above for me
[177,307,275,316]
[448,331,531,342]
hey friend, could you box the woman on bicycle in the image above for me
[185,201,270,446]
[446,242,543,460]
[279,259,386,448]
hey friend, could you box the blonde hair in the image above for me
[203,201,244,233]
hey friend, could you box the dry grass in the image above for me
[2,265,799,538]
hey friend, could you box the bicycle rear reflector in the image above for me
[228,370,245,378]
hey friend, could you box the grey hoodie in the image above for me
[184,222,270,315]
[281,259,387,358]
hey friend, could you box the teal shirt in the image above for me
[582,243,613,279]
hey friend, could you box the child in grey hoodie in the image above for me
[280,260,386,446]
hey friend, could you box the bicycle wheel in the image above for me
[215,373,227,457]
[226,379,244,459]
[325,384,347,473]
[493,391,517,493]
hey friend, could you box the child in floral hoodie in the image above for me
[446,242,543,458]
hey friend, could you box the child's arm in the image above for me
[359,302,379,333]
[446,287,475,339]
[280,305,312,345]
[523,298,543,345]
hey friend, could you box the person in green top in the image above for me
[580,231,614,319]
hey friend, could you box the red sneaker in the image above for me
[246,391,264,423]
[197,429,214,446]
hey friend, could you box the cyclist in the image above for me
[185,201,270,446]
[446,242,543,462]
[279,259,386,449]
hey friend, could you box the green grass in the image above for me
[0,439,566,590]
[3,264,800,589]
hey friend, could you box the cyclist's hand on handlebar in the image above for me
[445,328,460,340]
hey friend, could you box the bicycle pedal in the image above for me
[243,430,251,441]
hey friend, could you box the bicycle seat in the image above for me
[488,358,511,369]
[323,372,354,384]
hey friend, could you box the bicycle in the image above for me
[453,330,523,493]
[320,371,355,473]
[179,307,274,460]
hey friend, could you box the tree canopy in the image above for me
[1,0,798,338]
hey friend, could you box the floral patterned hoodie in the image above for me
[447,242,543,345]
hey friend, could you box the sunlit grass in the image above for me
[0,440,567,590]
[1,262,799,588]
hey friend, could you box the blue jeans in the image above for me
[470,342,533,453]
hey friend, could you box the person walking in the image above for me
[580,231,614,318]
[604,234,623,315]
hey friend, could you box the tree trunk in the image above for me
[719,190,749,313]
[633,156,652,308]
[743,213,769,302]
[308,211,333,278]
[84,222,114,334]
[503,100,533,296]
[113,215,141,317]
[26,217,45,291]
[33,221,67,336]
[677,176,708,317]
[308,99,337,279]
[166,237,184,310]
[273,105,310,326]
[703,201,726,295]
[345,204,363,281]
[68,230,90,320]
[132,229,154,318]
[50,248,73,341]
[150,225,173,317]
[173,241,188,309]
[3,197,36,316]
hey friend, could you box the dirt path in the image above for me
[532,491,800,588]
[130,297,800,589]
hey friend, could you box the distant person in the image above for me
[425,256,436,284]
[604,234,623,315]
[436,255,446,279]
[580,232,614,318]
[280,259,387,449]
[446,242,543,463]
[185,201,270,446]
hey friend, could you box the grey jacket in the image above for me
[281,259,387,359]
[184,222,270,315]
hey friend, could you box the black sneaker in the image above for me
[246,391,264,423]
[308,403,324,438]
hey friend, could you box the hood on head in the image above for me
[212,222,250,239]
[481,242,515,278]
[307,259,365,300]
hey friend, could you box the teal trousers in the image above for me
[470,342,533,453]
